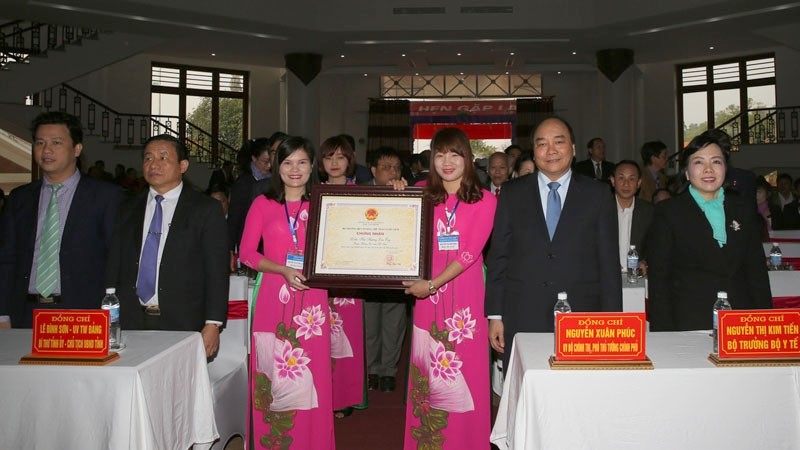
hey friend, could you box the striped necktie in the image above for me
[35,183,63,297]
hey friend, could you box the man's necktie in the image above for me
[137,195,164,302]
[546,182,561,240]
[495,187,500,197]
[595,163,602,180]
[35,184,63,297]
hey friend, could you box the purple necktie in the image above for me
[136,195,164,302]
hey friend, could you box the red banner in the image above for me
[413,123,512,140]
[31,309,110,357]
[718,309,800,358]
[410,100,516,116]
[554,312,647,361]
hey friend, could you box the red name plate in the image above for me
[31,309,110,357]
[718,309,800,359]
[555,312,647,361]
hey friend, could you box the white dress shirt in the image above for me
[616,197,635,272]
[138,183,183,306]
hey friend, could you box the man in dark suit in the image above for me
[0,112,123,328]
[485,117,622,367]
[610,160,654,274]
[574,137,615,185]
[363,146,408,392]
[105,134,229,357]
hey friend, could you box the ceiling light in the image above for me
[628,3,800,36]
[505,71,509,75]
[401,53,406,57]
[457,52,462,56]
[345,38,569,44]
[557,71,562,74]
[27,0,287,40]
[709,46,715,50]
[509,52,515,56]
[211,53,216,56]
[340,54,345,58]
[572,51,577,55]
[459,72,464,75]
[363,73,368,77]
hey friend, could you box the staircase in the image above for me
[717,106,800,151]
[37,83,238,168]
[0,20,162,102]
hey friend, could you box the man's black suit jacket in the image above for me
[573,158,615,184]
[646,191,771,331]
[0,175,123,327]
[485,172,622,362]
[105,185,229,331]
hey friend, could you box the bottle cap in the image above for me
[105,288,116,294]
[630,245,636,250]
[772,242,778,247]
[717,291,728,298]
[557,291,567,300]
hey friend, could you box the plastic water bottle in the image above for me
[626,245,640,283]
[770,242,783,270]
[101,288,122,350]
[712,291,732,354]
[553,292,571,353]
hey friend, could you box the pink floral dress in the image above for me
[240,196,334,450]
[403,191,496,449]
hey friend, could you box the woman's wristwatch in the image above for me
[428,280,437,295]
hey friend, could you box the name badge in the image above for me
[286,252,304,270]
[437,231,459,251]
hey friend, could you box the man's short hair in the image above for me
[778,173,793,184]
[640,140,667,167]
[504,144,522,155]
[586,137,603,149]
[530,116,576,145]
[31,111,83,145]
[369,146,400,167]
[614,159,642,178]
[143,134,188,161]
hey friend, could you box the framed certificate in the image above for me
[303,184,433,289]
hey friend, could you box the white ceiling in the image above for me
[2,0,800,74]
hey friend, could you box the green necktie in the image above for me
[35,183,63,297]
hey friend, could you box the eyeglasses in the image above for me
[378,164,402,172]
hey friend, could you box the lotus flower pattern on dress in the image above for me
[293,305,325,340]
[444,307,476,344]
[275,339,310,382]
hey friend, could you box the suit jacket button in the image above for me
[548,253,555,259]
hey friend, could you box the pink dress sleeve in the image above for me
[239,195,270,269]
[455,191,497,270]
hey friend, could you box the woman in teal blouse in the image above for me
[646,130,771,331]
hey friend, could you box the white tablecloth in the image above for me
[0,330,218,450]
[491,331,800,450]
[770,271,800,297]
[770,230,800,241]
[621,273,646,313]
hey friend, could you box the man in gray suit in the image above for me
[610,160,654,275]
[485,117,622,367]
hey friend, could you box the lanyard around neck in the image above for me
[284,200,305,250]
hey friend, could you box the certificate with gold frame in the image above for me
[303,184,433,289]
